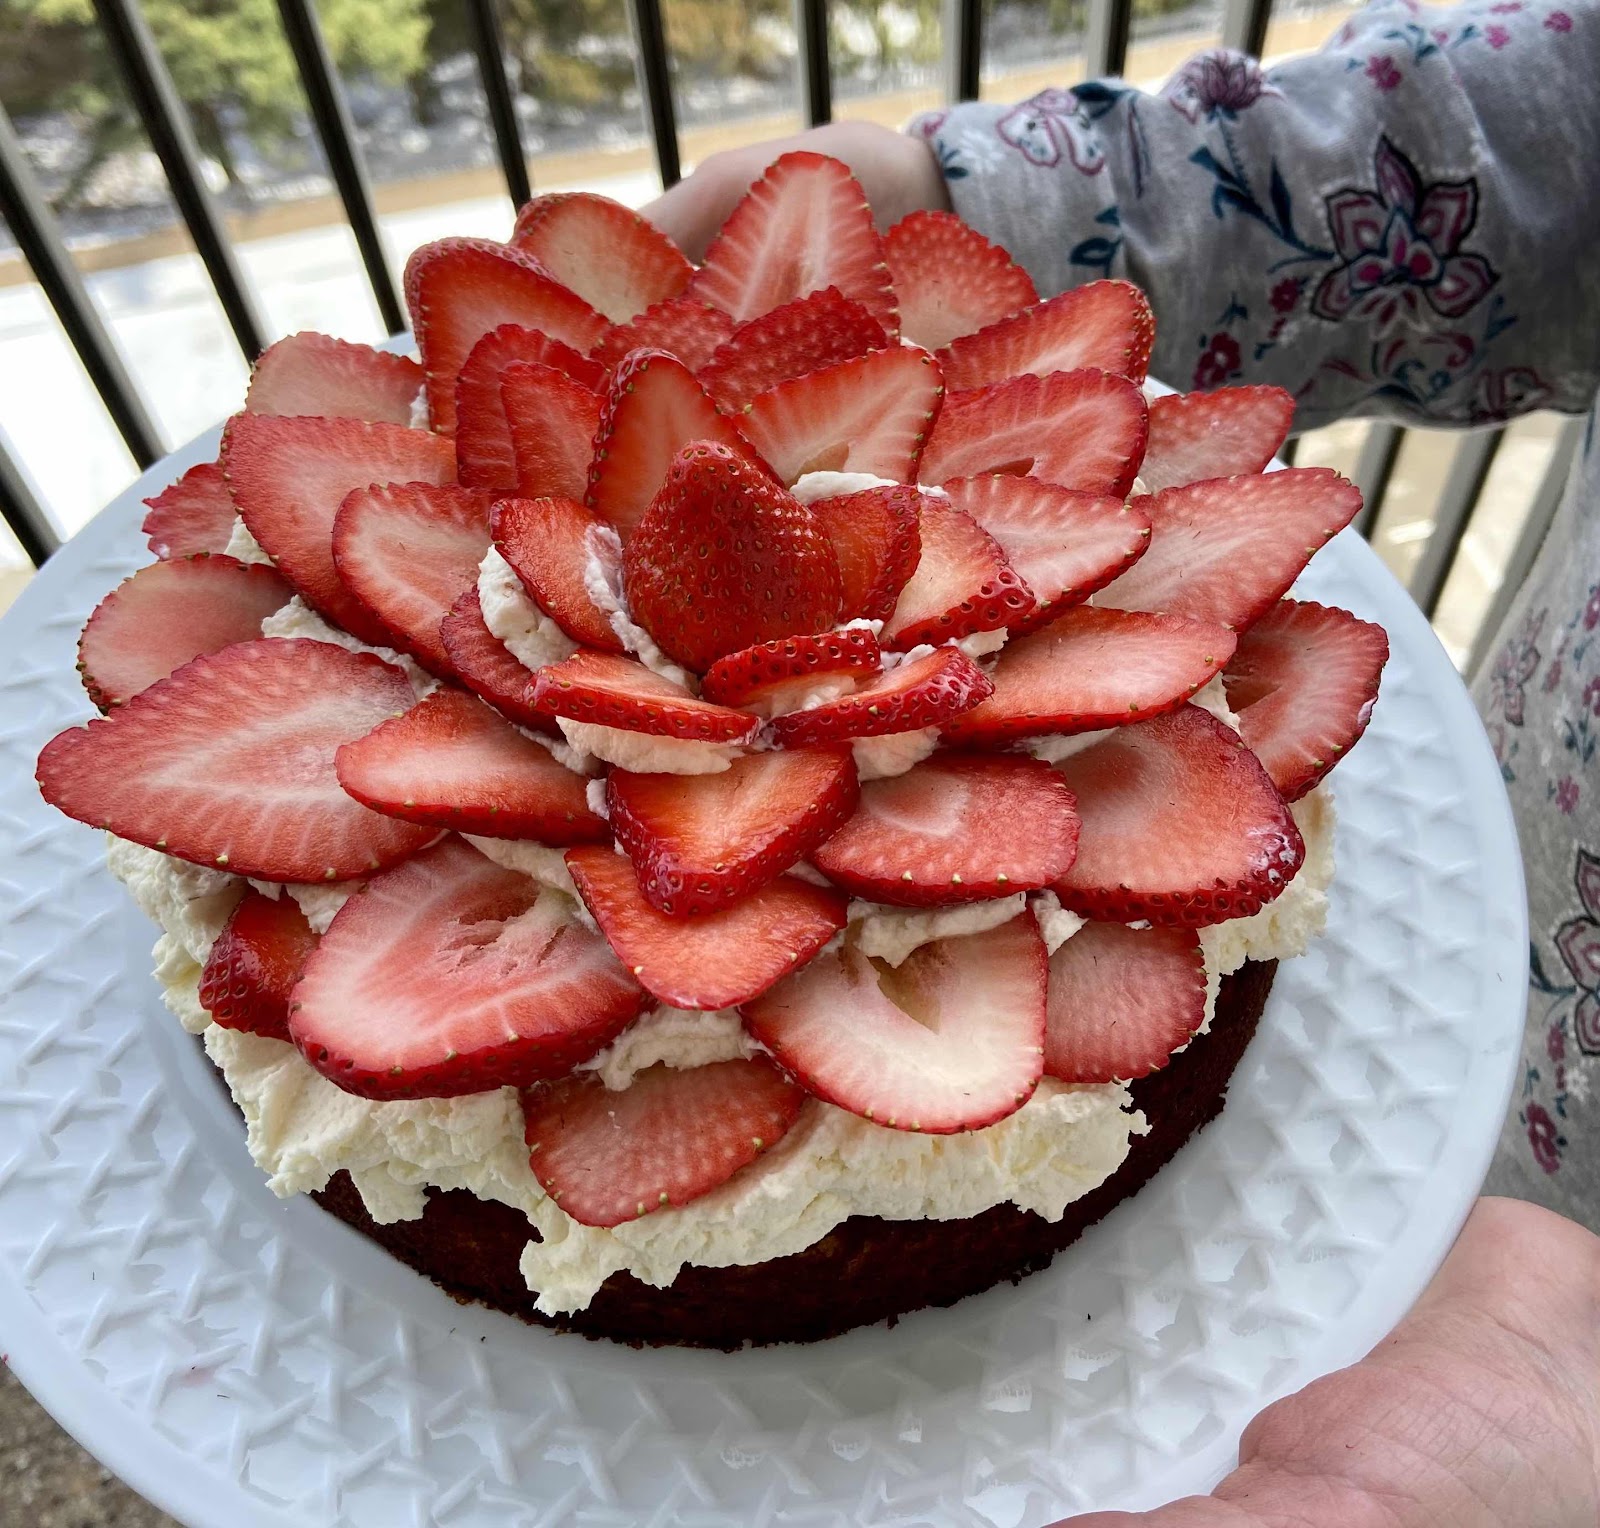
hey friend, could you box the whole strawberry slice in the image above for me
[332,481,492,676]
[1043,921,1207,1083]
[533,650,760,741]
[591,296,735,372]
[622,441,842,673]
[500,361,604,501]
[290,837,644,1100]
[244,331,423,425]
[222,412,456,647]
[813,753,1079,906]
[937,280,1155,390]
[768,646,992,746]
[942,607,1237,745]
[36,638,437,882]
[885,210,1038,350]
[438,588,561,735]
[742,913,1046,1133]
[608,746,860,914]
[1096,469,1364,631]
[142,461,237,559]
[491,496,623,652]
[1053,704,1304,926]
[699,287,887,411]
[919,370,1147,495]
[1223,599,1389,800]
[700,628,882,713]
[1139,385,1295,495]
[198,888,318,1042]
[565,846,847,1009]
[522,1058,806,1228]
[880,498,1033,649]
[77,554,292,709]
[804,485,923,621]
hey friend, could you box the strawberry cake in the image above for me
[34,153,1388,1348]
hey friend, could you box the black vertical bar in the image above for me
[1222,0,1273,57]
[0,440,58,567]
[466,0,532,210]
[275,0,406,336]
[1352,421,1402,540]
[623,0,681,188]
[1085,0,1134,77]
[91,0,268,360]
[0,109,164,468]
[796,0,831,125]
[944,0,982,101]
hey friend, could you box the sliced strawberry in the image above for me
[767,646,992,746]
[244,331,423,425]
[585,349,758,540]
[1052,705,1304,926]
[77,554,292,709]
[942,607,1237,745]
[222,412,456,646]
[743,913,1046,1133]
[533,650,760,741]
[289,837,644,1099]
[591,296,735,372]
[688,151,898,334]
[438,587,561,734]
[36,638,436,881]
[491,495,622,653]
[700,628,882,711]
[1139,386,1295,495]
[1096,469,1364,631]
[142,461,237,559]
[198,888,319,1042]
[565,846,846,1009]
[608,746,860,914]
[500,361,603,500]
[740,346,943,486]
[1043,921,1207,1083]
[919,370,1147,495]
[804,485,923,622]
[880,498,1032,649]
[522,1058,807,1227]
[511,191,693,322]
[454,323,606,491]
[405,237,607,433]
[812,753,1078,906]
[1223,599,1389,800]
[331,481,492,676]
[885,210,1038,350]
[699,287,887,411]
[937,280,1154,391]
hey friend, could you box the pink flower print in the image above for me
[1555,847,1600,1055]
[1365,55,1403,90]
[1549,1024,1568,1063]
[1490,2,1523,13]
[1432,27,1450,43]
[1584,678,1600,716]
[1525,1103,1562,1174]
[995,89,1105,174]
[1486,23,1512,47]
[1545,9,1572,30]
[1270,277,1303,313]
[1193,332,1242,389]
[1164,49,1281,122]
[1544,657,1564,693]
[1471,365,1553,423]
[1586,588,1600,631]
[1488,608,1542,725]
[1557,776,1581,814]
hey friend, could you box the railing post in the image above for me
[1085,0,1134,78]
[796,0,832,126]
[0,438,59,567]
[1351,421,1402,539]
[942,0,982,103]
[466,0,533,210]
[1410,427,1504,618]
[623,0,681,188]
[1221,0,1272,57]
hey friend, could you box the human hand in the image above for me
[1063,1197,1600,1526]
[639,121,950,261]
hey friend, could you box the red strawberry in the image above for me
[332,481,492,676]
[565,846,847,1009]
[919,370,1147,495]
[521,1058,807,1227]
[36,638,437,882]
[740,345,943,486]
[940,476,1151,626]
[335,687,606,841]
[1139,385,1295,494]
[438,587,561,734]
[742,912,1046,1133]
[1223,599,1389,800]
[289,837,644,1099]
[942,607,1237,745]
[491,495,623,652]
[700,628,882,712]
[244,331,424,425]
[405,237,607,432]
[608,746,860,914]
[591,296,735,372]
[500,361,604,500]
[812,753,1079,906]
[1052,705,1304,926]
[688,151,898,334]
[767,645,992,746]
[1096,469,1364,631]
[1043,921,1207,1083]
[532,650,760,741]
[77,554,291,710]
[804,485,923,621]
[198,889,319,1042]
[937,280,1155,390]
[880,498,1033,649]
[885,210,1038,349]
[622,441,842,672]
[511,191,693,322]
[699,287,887,411]
[454,323,605,491]
[141,461,236,559]
[222,413,456,646]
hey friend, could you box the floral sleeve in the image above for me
[911,0,1600,430]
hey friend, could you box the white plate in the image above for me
[0,429,1526,1528]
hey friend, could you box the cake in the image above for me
[34,152,1388,1348]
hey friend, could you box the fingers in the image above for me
[1059,1502,1255,1525]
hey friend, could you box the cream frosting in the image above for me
[223,517,274,566]
[476,546,578,674]
[852,727,940,780]
[556,718,744,774]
